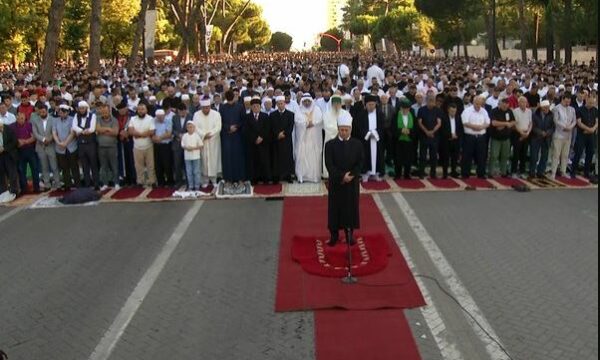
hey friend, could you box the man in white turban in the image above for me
[294,95,323,183]
[193,97,222,188]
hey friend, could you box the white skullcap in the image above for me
[275,96,285,102]
[62,93,73,101]
[540,100,551,107]
[155,109,165,116]
[343,94,353,102]
[78,101,89,108]
[58,104,71,111]
[142,86,150,92]
[200,99,211,107]
[181,94,190,101]
[263,97,272,103]
[149,95,157,101]
[337,112,353,127]
[243,96,252,103]
[267,87,274,92]
[558,84,566,90]
[301,94,313,102]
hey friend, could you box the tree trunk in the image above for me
[533,11,540,60]
[146,0,157,64]
[221,0,252,53]
[517,0,527,62]
[127,0,149,72]
[563,0,573,63]
[40,0,67,83]
[546,2,554,62]
[463,42,469,58]
[88,0,103,73]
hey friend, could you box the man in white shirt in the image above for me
[550,94,577,179]
[366,60,385,89]
[461,95,491,178]
[0,103,16,126]
[128,103,157,187]
[193,98,222,188]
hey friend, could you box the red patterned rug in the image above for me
[111,187,145,200]
[146,187,175,199]
[555,176,590,187]
[254,183,283,196]
[493,177,527,187]
[292,235,391,278]
[361,180,391,191]
[462,177,495,189]
[428,178,461,189]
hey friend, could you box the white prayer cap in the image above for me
[263,97,272,103]
[155,109,166,116]
[422,74,429,81]
[200,99,211,107]
[275,95,285,102]
[301,94,313,102]
[243,96,252,103]
[337,112,353,127]
[540,100,551,107]
[142,86,150,92]
[267,87,274,92]
[343,94,353,102]
[58,104,71,111]
[78,101,89,108]
[149,95,157,101]
[261,79,267,84]
[62,93,73,102]
[181,94,190,101]
[558,84,566,90]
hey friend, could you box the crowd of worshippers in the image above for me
[0,52,598,197]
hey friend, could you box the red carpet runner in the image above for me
[277,195,425,360]
[555,176,590,187]
[428,177,461,189]
[315,310,421,360]
[276,195,425,311]
[146,187,176,199]
[462,177,495,189]
[493,176,527,187]
[395,179,427,190]
[111,187,145,200]
[254,183,283,195]
[361,180,391,191]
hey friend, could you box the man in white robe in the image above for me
[193,98,222,188]
[322,95,352,179]
[294,95,323,183]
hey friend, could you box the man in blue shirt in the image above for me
[152,109,174,187]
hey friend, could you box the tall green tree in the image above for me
[269,32,293,52]
[88,0,102,72]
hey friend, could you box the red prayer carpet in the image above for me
[462,177,495,189]
[555,176,590,187]
[493,177,527,187]
[48,189,72,197]
[253,183,283,195]
[111,187,145,200]
[146,187,176,199]
[291,234,391,278]
[395,178,427,190]
[361,180,391,191]
[428,177,461,189]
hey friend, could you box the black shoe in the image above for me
[347,237,357,246]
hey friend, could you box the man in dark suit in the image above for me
[357,95,385,181]
[440,103,464,178]
[379,94,398,171]
[244,98,271,184]
[0,119,19,195]
[270,96,295,183]
[171,103,192,187]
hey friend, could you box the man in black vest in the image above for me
[325,113,364,246]
[73,101,100,190]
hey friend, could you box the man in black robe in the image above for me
[324,115,364,247]
[244,97,271,184]
[220,90,246,184]
[270,96,295,183]
[357,95,385,181]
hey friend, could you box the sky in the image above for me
[252,0,329,50]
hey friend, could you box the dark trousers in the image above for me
[529,138,551,177]
[172,147,185,186]
[419,137,439,177]
[395,140,414,179]
[0,153,19,194]
[329,228,354,243]
[440,139,460,177]
[462,134,488,178]
[118,140,136,185]
[383,129,395,167]
[572,134,597,178]
[154,143,174,186]
[56,149,81,189]
[512,135,529,175]
[17,147,40,192]
[78,142,99,188]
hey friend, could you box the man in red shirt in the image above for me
[17,91,35,121]
[10,112,40,193]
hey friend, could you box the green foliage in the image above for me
[62,0,90,59]
[319,28,344,51]
[269,31,293,52]
[100,0,140,59]
[0,0,50,64]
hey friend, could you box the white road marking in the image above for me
[0,207,24,225]
[88,200,204,360]
[390,192,511,360]
[373,195,465,360]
